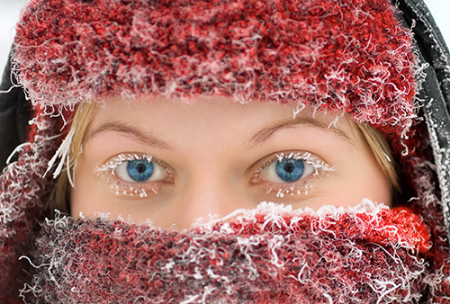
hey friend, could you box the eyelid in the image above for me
[97,153,173,176]
[275,152,334,172]
[96,153,173,198]
[253,151,334,177]
[97,154,154,174]
[251,151,335,197]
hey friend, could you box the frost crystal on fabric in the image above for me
[14,0,416,142]
[0,110,58,303]
[24,203,431,304]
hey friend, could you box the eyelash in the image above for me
[96,151,334,199]
[96,154,173,198]
[251,152,335,198]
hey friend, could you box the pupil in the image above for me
[284,163,294,173]
[136,163,146,173]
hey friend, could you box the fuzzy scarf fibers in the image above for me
[21,202,433,304]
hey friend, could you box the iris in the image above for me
[126,159,154,182]
[275,159,305,182]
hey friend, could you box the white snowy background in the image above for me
[0,0,449,73]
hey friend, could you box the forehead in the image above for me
[84,97,357,153]
[89,96,346,130]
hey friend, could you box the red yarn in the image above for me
[26,204,431,303]
[14,0,416,143]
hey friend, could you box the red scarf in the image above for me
[24,202,432,303]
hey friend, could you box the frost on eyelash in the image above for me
[257,152,335,198]
[109,182,155,198]
[96,154,153,175]
[275,152,334,173]
[275,183,314,198]
[96,154,158,197]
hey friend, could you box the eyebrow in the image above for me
[85,122,174,150]
[247,116,354,149]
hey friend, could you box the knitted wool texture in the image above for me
[14,0,416,143]
[2,0,450,303]
[25,203,432,304]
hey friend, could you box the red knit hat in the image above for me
[2,0,449,303]
[14,0,417,143]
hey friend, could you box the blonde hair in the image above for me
[54,102,97,213]
[353,122,400,192]
[53,103,399,213]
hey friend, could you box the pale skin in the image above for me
[71,97,392,229]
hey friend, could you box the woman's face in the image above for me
[71,97,392,229]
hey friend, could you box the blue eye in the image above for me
[114,156,168,183]
[275,159,305,182]
[259,154,317,184]
[126,159,154,182]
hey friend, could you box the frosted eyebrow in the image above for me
[247,116,353,149]
[85,122,174,150]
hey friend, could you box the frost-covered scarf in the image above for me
[22,202,433,303]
